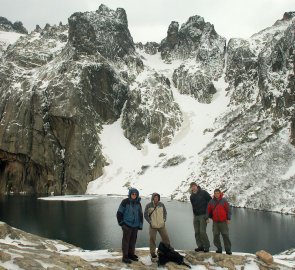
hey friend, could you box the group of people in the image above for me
[116,182,232,264]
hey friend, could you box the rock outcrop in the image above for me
[159,16,226,103]
[122,72,182,149]
[159,16,225,62]
[0,17,28,34]
[68,4,135,60]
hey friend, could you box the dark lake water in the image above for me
[0,195,295,255]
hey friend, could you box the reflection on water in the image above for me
[0,195,294,254]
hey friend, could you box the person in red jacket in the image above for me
[206,188,232,255]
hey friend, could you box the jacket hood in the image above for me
[213,192,224,200]
[128,188,140,201]
[151,192,160,202]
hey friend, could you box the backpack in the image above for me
[157,242,191,268]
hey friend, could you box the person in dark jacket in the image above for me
[190,182,211,252]
[144,192,170,258]
[116,188,143,264]
[206,188,232,254]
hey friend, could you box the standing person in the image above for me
[116,188,143,264]
[207,188,232,255]
[144,193,170,258]
[190,182,211,252]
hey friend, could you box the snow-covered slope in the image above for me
[87,51,230,197]
[87,11,295,215]
[0,31,24,57]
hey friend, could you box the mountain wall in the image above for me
[0,5,137,194]
[174,12,295,213]
[0,6,294,214]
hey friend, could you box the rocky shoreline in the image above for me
[0,222,294,269]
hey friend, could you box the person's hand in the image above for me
[206,219,210,224]
[226,220,230,224]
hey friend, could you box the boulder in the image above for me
[256,250,274,265]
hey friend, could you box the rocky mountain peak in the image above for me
[273,11,295,27]
[68,4,134,59]
[0,16,28,34]
[158,14,226,103]
[159,14,225,66]
[183,15,206,30]
[96,4,128,26]
[165,21,179,49]
[282,11,295,21]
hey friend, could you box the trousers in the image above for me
[149,225,170,255]
[122,225,138,258]
[193,214,210,249]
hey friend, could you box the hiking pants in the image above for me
[149,225,170,255]
[213,222,231,252]
[193,214,210,249]
[122,225,138,258]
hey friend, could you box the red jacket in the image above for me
[207,193,231,222]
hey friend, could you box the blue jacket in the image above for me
[116,188,143,229]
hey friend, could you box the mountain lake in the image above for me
[0,195,294,255]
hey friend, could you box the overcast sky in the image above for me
[0,0,294,42]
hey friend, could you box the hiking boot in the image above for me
[226,251,232,255]
[122,257,132,264]
[194,247,204,252]
[216,249,222,253]
[128,254,138,261]
[203,248,210,253]
[151,253,157,258]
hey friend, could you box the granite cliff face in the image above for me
[0,5,138,195]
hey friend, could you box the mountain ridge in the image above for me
[0,6,294,214]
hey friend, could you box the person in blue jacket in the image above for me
[116,188,143,264]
